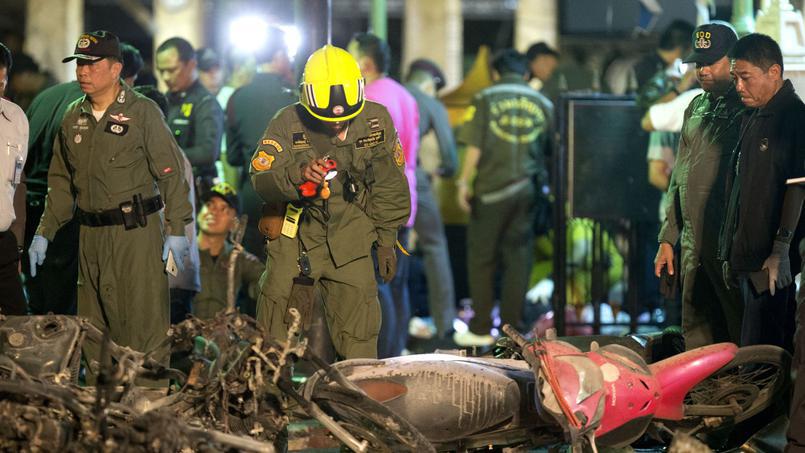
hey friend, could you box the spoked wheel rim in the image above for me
[685,362,782,416]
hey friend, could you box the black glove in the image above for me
[377,246,397,284]
[762,240,792,296]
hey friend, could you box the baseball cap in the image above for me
[201,182,238,211]
[62,30,122,63]
[683,21,738,66]
[408,59,446,91]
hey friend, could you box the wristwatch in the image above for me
[776,227,793,243]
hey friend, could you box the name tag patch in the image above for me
[104,122,129,136]
[292,132,311,149]
[355,130,385,149]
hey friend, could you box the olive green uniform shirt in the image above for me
[193,244,263,320]
[36,83,192,240]
[250,102,410,264]
[457,74,553,197]
[659,86,744,274]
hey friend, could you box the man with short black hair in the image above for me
[120,43,143,86]
[525,42,559,91]
[156,37,224,197]
[719,33,804,350]
[456,49,553,346]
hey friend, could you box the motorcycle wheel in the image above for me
[681,344,790,424]
[311,384,436,453]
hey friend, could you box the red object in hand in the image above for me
[299,159,337,198]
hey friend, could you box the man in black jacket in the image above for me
[156,37,224,198]
[225,26,296,261]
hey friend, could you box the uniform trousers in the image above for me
[786,239,805,453]
[680,256,743,349]
[377,228,410,358]
[78,217,170,386]
[22,201,79,315]
[0,231,26,315]
[257,234,381,359]
[737,276,792,349]
[467,183,536,335]
[413,168,456,337]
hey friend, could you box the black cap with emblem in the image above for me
[201,182,239,212]
[62,30,122,63]
[683,21,738,66]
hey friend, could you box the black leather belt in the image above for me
[76,195,163,227]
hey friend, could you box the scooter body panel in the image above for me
[648,342,738,420]
[330,354,544,443]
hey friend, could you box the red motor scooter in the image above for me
[304,325,790,452]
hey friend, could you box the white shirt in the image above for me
[0,98,28,232]
[648,88,704,132]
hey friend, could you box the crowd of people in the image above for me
[1,14,805,450]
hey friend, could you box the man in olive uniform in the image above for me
[654,22,745,350]
[29,31,193,383]
[455,49,553,346]
[156,37,224,197]
[251,45,410,359]
[194,182,264,320]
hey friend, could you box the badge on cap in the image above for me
[77,38,91,49]
[695,31,712,49]
[332,105,344,115]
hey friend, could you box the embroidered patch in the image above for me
[163,167,173,174]
[110,113,131,122]
[104,122,129,136]
[74,134,82,144]
[292,132,311,149]
[695,30,712,49]
[367,117,381,130]
[393,138,404,167]
[251,151,275,171]
[181,103,193,117]
[355,130,386,149]
[261,138,283,152]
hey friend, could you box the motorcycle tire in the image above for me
[311,384,436,453]
[681,344,790,424]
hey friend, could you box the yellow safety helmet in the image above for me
[300,45,365,122]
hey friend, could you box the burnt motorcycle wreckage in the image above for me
[0,312,435,452]
[314,325,790,452]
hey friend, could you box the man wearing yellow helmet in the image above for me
[250,45,410,359]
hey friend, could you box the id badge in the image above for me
[281,204,303,238]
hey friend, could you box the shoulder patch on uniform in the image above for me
[104,122,129,136]
[181,103,193,117]
[355,130,386,149]
[462,105,476,123]
[393,138,404,167]
[367,117,381,130]
[291,132,311,149]
[261,138,283,152]
[251,151,275,172]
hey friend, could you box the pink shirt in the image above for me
[365,77,419,227]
